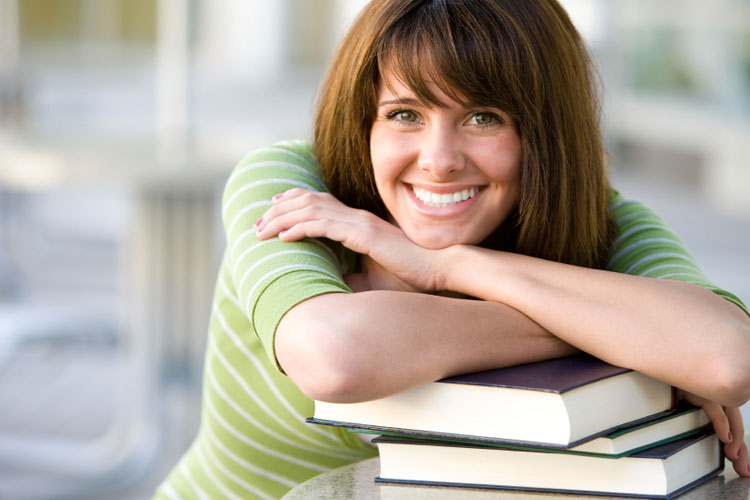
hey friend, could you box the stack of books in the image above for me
[307,354,722,499]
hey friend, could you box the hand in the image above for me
[254,189,444,292]
[678,389,749,477]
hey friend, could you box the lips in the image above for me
[411,186,480,207]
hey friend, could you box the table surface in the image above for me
[282,453,749,500]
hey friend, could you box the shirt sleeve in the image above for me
[221,140,353,370]
[607,190,749,317]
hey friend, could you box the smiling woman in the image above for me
[153,1,750,499]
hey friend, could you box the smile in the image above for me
[411,186,480,207]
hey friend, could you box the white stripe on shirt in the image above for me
[210,308,362,453]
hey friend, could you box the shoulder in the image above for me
[606,188,691,273]
[222,140,329,221]
[227,140,327,191]
[608,189,662,224]
[607,188,679,240]
[237,139,319,169]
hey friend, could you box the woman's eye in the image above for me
[470,112,499,126]
[388,110,418,122]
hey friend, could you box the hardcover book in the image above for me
[309,354,674,447]
[350,401,710,458]
[569,401,709,456]
[374,430,723,499]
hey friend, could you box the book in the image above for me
[309,354,675,448]
[568,401,709,456]
[374,429,723,499]
[349,401,710,458]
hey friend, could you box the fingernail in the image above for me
[728,432,733,442]
[255,218,263,227]
[273,193,283,200]
[737,448,742,459]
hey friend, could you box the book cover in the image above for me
[439,354,633,392]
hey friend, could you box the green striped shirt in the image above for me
[154,140,747,500]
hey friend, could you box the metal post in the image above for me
[155,0,191,169]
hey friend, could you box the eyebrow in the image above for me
[377,97,425,107]
[377,96,484,110]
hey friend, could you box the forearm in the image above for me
[442,246,750,406]
[275,290,577,403]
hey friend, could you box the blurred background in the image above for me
[0,0,747,498]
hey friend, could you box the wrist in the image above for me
[435,245,466,293]
[438,245,518,301]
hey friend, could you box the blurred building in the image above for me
[0,1,747,498]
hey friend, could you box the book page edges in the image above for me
[375,466,722,500]
[564,371,673,442]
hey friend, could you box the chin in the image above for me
[406,231,475,250]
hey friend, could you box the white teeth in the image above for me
[412,186,479,207]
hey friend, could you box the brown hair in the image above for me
[314,0,614,268]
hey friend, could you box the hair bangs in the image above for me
[376,0,521,114]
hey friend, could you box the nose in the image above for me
[417,124,465,180]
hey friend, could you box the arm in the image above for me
[439,246,750,405]
[276,290,577,404]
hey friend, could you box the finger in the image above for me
[731,438,750,478]
[737,442,750,478]
[728,437,750,478]
[272,189,335,209]
[257,205,324,239]
[277,218,366,249]
[277,219,333,242]
[257,193,343,239]
[272,188,316,203]
[724,406,743,458]
[277,213,389,259]
[260,198,361,241]
[258,190,323,225]
[723,407,749,477]
[698,401,732,443]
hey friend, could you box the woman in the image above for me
[155,1,750,498]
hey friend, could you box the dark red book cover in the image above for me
[439,354,632,393]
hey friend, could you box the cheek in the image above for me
[370,127,409,190]
[483,134,522,184]
[370,151,392,195]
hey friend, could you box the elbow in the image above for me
[710,366,750,408]
[704,339,750,407]
[295,359,370,404]
[276,309,373,403]
[723,316,750,406]
[287,343,373,404]
[701,307,750,407]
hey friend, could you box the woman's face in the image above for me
[370,69,522,249]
